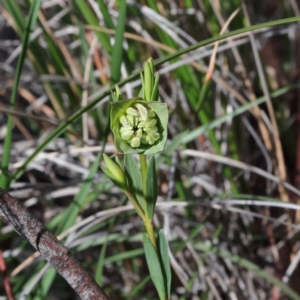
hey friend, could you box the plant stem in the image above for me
[139,154,147,192]
[139,154,157,250]
[126,192,145,221]
[144,217,157,250]
[127,191,156,249]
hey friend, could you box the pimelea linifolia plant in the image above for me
[102,58,171,300]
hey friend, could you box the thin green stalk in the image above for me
[144,218,157,251]
[126,192,145,221]
[139,154,157,250]
[139,154,147,192]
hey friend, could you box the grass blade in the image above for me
[10,17,300,184]
[0,0,41,189]
[110,0,127,85]
[73,0,111,52]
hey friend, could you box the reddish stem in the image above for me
[0,249,14,300]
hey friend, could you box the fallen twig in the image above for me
[0,188,109,300]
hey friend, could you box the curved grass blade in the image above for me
[96,0,115,29]
[110,0,127,85]
[161,83,300,158]
[0,0,41,189]
[126,275,151,299]
[154,16,300,67]
[73,0,111,52]
[58,150,104,233]
[10,17,300,184]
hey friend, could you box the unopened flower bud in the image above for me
[102,154,127,190]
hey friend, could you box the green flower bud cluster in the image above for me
[119,103,160,148]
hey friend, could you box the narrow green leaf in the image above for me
[110,0,127,85]
[158,230,172,299]
[40,268,56,297]
[11,18,300,183]
[143,60,152,101]
[126,275,151,298]
[145,156,158,219]
[160,84,300,163]
[139,73,145,98]
[163,131,189,157]
[143,234,166,300]
[124,155,145,211]
[151,73,160,101]
[155,16,300,67]
[41,31,78,109]
[74,0,111,52]
[2,0,25,33]
[112,85,122,102]
[182,97,267,144]
[0,0,41,189]
[95,219,112,285]
[59,150,103,232]
[111,92,118,102]
[96,195,128,285]
[196,81,210,113]
[96,0,115,29]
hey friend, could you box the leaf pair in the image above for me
[110,58,167,155]
[144,230,172,300]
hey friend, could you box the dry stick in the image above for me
[204,7,240,83]
[0,188,109,300]
[210,2,275,182]
[242,4,288,200]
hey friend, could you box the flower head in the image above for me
[110,99,168,155]
[110,58,168,155]
[119,103,160,148]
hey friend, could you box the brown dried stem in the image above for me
[0,188,109,300]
